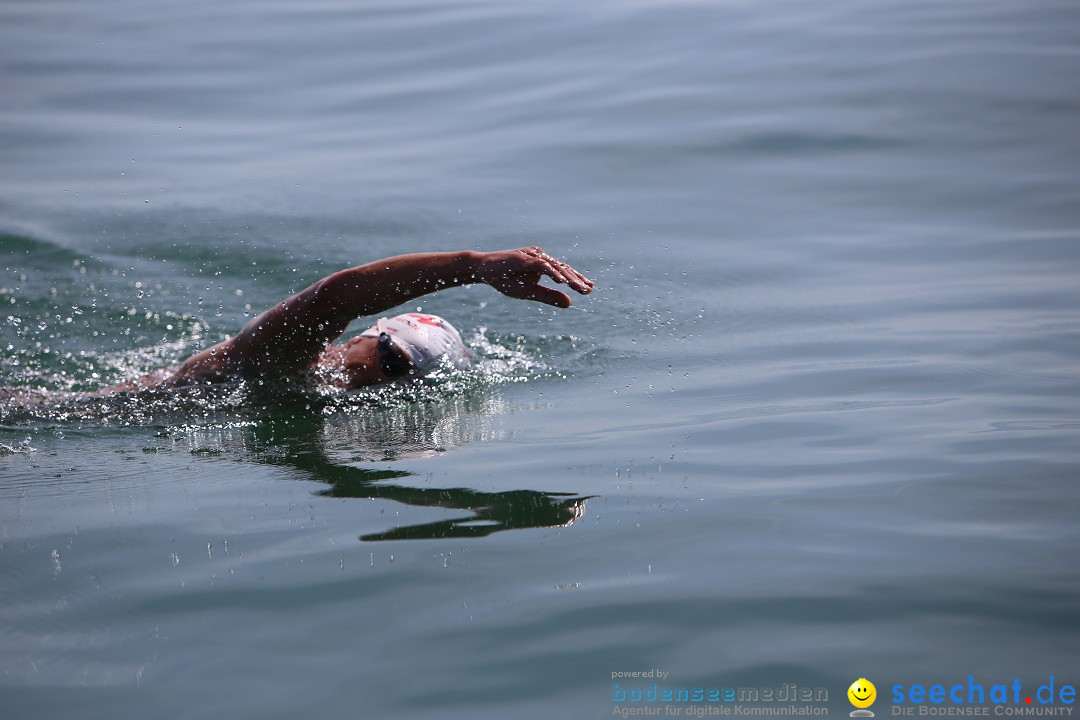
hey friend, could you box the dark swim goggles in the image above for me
[377,332,415,379]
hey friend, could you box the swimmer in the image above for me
[110,246,593,392]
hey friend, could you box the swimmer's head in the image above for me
[359,313,474,380]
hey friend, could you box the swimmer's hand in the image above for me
[474,247,595,308]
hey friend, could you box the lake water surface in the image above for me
[2,0,1079,718]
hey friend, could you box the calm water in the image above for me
[2,0,1079,717]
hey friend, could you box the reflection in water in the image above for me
[178,388,594,542]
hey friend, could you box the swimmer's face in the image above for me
[848,679,876,709]
[377,332,414,378]
[337,336,418,388]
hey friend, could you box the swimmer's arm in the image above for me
[177,247,593,378]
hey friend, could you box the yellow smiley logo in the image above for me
[848,678,877,709]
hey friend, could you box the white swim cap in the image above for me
[359,313,474,374]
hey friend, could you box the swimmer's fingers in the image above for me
[522,249,576,290]
[520,247,594,295]
[559,261,594,294]
[533,248,594,294]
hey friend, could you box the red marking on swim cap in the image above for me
[410,314,443,327]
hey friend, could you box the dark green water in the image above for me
[2,0,1079,718]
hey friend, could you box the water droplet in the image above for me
[54,430,64,440]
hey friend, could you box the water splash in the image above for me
[0,326,576,429]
